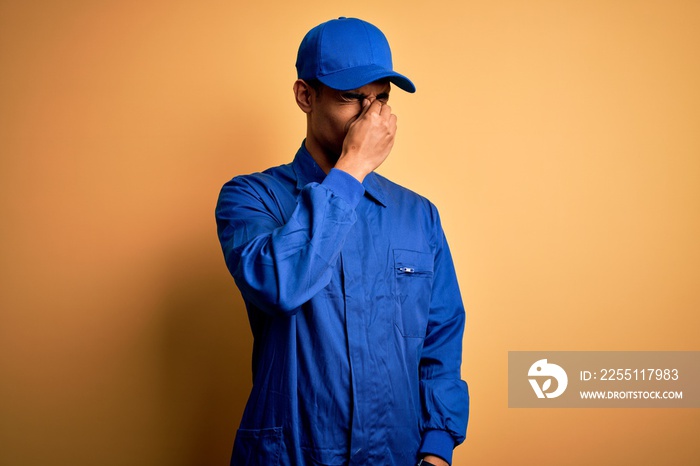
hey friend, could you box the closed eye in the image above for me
[341,92,364,101]
[340,92,390,104]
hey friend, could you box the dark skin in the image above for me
[292,78,450,466]
[293,78,398,183]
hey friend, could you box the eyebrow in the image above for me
[341,92,365,100]
[340,91,391,100]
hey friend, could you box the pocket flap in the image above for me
[394,249,434,275]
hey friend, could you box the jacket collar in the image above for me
[292,142,388,207]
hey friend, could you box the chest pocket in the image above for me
[393,249,434,338]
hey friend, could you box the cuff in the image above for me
[322,168,365,209]
[419,429,455,465]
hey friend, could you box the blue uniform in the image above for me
[216,143,469,465]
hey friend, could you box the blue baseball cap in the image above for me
[296,17,416,93]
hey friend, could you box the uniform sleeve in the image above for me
[215,168,364,314]
[418,208,470,465]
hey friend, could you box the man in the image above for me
[216,17,469,466]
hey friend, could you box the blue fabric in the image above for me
[216,143,469,466]
[295,17,416,93]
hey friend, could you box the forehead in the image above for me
[323,79,391,97]
[346,79,391,95]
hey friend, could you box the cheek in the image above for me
[338,108,361,133]
[316,105,360,139]
[324,113,352,137]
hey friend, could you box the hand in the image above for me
[422,455,449,466]
[335,98,397,182]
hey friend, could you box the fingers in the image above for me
[363,98,391,118]
[378,101,392,116]
[365,100,395,132]
[365,98,382,115]
[353,99,391,128]
[359,97,374,117]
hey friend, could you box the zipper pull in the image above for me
[398,266,415,273]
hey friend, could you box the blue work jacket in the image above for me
[216,143,469,466]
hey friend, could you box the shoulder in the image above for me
[220,163,296,198]
[372,172,440,219]
[216,163,300,225]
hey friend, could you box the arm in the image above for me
[418,209,470,465]
[215,168,364,314]
[216,98,397,314]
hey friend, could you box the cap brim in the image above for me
[318,64,416,93]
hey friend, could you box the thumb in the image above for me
[359,97,372,115]
[349,98,372,127]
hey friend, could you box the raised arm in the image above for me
[216,168,364,314]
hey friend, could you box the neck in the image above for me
[303,138,338,175]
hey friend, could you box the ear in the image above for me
[293,79,314,114]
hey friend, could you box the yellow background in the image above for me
[1,1,698,465]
